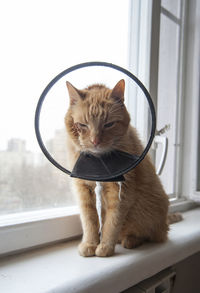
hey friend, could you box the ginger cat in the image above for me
[65,79,169,257]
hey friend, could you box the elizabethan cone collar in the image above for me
[71,150,139,182]
[35,61,156,182]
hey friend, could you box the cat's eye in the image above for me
[78,123,88,128]
[104,122,114,128]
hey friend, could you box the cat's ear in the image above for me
[110,79,125,103]
[66,81,85,105]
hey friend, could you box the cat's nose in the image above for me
[91,137,100,147]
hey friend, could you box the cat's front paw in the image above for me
[78,242,98,257]
[95,242,115,257]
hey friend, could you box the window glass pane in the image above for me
[0,0,129,215]
[156,1,181,195]
[162,0,181,17]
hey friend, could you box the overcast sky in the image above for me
[0,0,129,152]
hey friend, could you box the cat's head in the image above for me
[65,79,130,154]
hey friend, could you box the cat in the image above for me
[65,79,174,257]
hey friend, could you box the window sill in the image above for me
[1,208,200,293]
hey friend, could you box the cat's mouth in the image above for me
[79,138,115,155]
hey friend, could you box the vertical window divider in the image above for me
[174,0,187,199]
[181,0,200,200]
[127,0,154,146]
[148,0,161,164]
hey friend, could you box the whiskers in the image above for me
[79,141,113,155]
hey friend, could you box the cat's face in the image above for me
[65,80,130,154]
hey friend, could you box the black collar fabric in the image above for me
[70,150,139,182]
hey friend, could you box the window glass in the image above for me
[0,0,129,215]
[155,0,182,196]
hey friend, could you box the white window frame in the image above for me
[128,0,199,208]
[154,0,187,201]
[181,0,200,201]
[0,206,82,256]
[127,0,152,142]
[1,0,199,257]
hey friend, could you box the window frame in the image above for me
[0,206,81,256]
[181,0,200,201]
[148,0,200,204]
[128,0,200,207]
[127,0,152,142]
[1,0,199,257]
[150,0,187,200]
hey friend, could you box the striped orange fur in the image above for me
[65,80,169,257]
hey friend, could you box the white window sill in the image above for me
[1,208,200,293]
